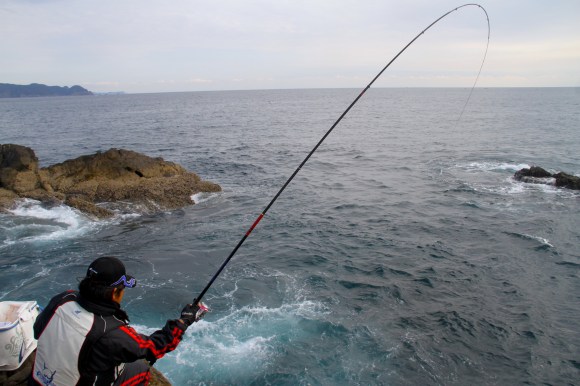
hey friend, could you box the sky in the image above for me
[1,0,579,93]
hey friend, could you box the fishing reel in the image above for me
[195,302,209,321]
[181,301,209,325]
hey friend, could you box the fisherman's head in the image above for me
[79,256,136,304]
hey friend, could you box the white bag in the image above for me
[0,301,40,371]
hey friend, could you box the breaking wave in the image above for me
[134,299,328,384]
[0,199,99,247]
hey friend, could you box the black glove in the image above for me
[180,302,208,326]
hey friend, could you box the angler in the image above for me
[29,257,207,385]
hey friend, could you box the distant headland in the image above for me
[0,83,93,98]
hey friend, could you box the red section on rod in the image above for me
[246,213,264,236]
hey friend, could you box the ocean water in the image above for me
[0,88,579,385]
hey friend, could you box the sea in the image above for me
[0,88,579,385]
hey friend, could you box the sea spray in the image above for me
[2,199,97,246]
[133,299,328,384]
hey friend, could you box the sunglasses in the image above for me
[110,275,137,288]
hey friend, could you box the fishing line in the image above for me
[193,3,490,305]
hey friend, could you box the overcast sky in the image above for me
[1,0,579,93]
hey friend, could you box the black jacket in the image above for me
[30,290,187,385]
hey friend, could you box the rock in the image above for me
[0,188,19,209]
[553,172,580,190]
[514,166,552,180]
[0,144,41,193]
[150,367,173,385]
[0,145,221,217]
[514,166,580,190]
[65,195,115,218]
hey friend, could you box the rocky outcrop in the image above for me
[514,166,580,190]
[552,171,580,190]
[0,144,221,218]
[0,144,41,193]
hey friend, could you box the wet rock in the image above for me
[553,172,580,190]
[150,367,173,385]
[0,144,42,193]
[0,145,221,217]
[65,195,115,218]
[0,188,19,208]
[514,166,552,180]
[514,166,580,190]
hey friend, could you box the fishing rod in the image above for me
[193,3,490,305]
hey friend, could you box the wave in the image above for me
[135,299,329,384]
[0,193,211,247]
[0,199,100,247]
[130,264,335,384]
[191,191,222,205]
[504,232,554,249]
[0,266,52,300]
[555,261,580,268]
[1,193,222,248]
[459,161,531,173]
[447,164,578,198]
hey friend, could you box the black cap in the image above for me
[86,256,136,288]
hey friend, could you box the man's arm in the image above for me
[89,318,188,370]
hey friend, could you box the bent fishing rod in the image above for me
[193,3,490,305]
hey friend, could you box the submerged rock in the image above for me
[0,144,221,218]
[514,166,580,190]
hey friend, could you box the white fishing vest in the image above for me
[32,301,94,386]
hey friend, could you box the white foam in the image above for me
[462,161,531,173]
[175,303,307,365]
[520,233,554,248]
[3,199,98,245]
[191,192,220,205]
[494,162,532,172]
[132,297,327,383]
[115,268,326,382]
[467,174,573,197]
[504,185,527,195]
[9,199,79,222]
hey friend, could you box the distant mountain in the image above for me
[0,83,93,98]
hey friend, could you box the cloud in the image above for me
[1,0,578,92]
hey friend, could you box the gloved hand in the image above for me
[180,302,209,326]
